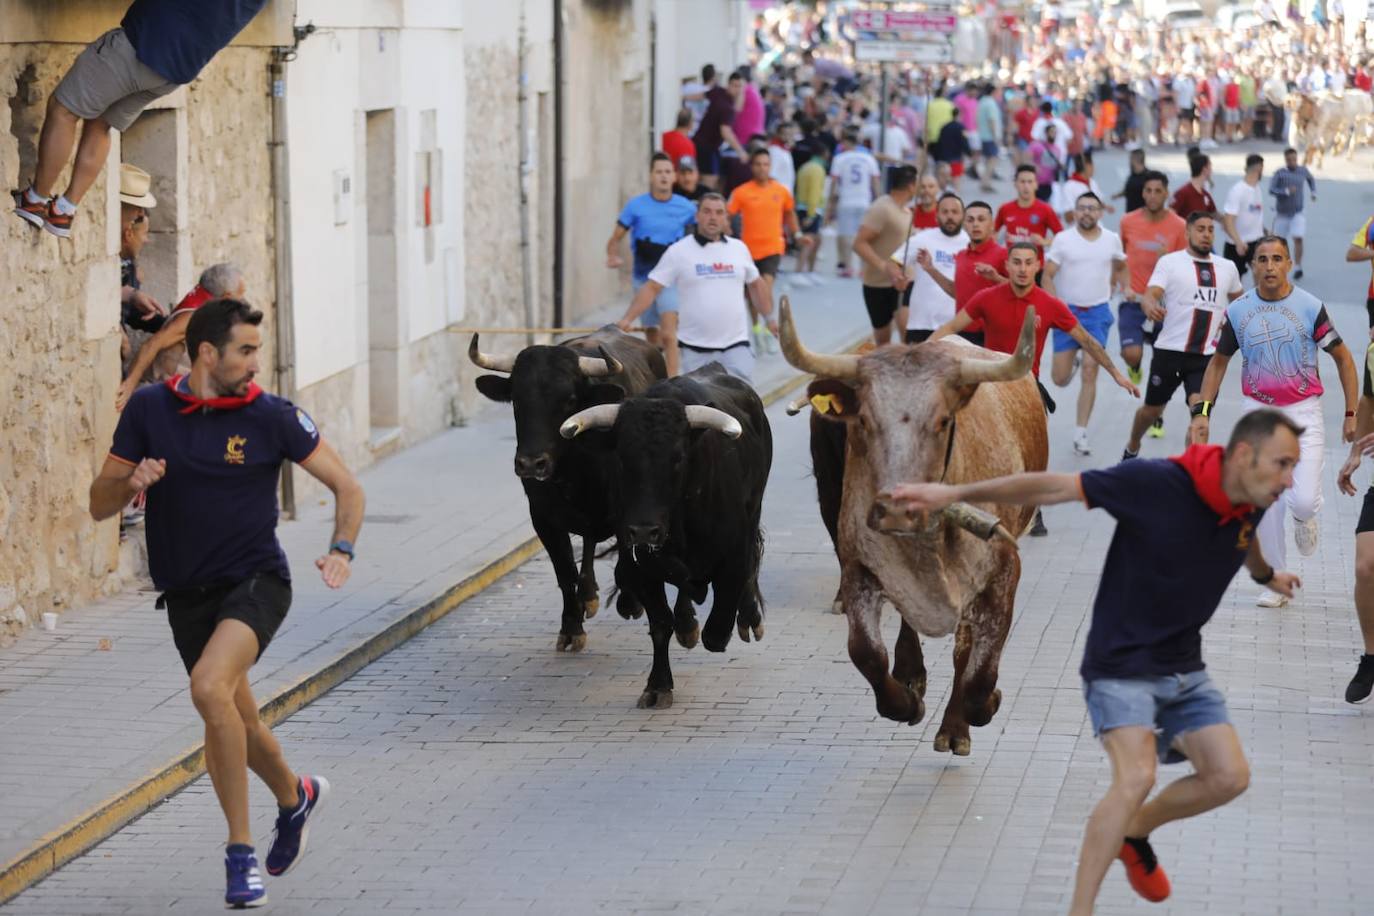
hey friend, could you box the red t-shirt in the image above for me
[1223,82,1240,109]
[954,239,1008,334]
[995,199,1062,260]
[1014,107,1037,143]
[1170,182,1216,219]
[1356,70,1373,92]
[961,283,1077,376]
[912,205,938,229]
[661,129,695,165]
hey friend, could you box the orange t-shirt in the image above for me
[728,179,794,260]
[1119,208,1187,294]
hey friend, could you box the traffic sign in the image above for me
[849,10,957,33]
[854,39,953,64]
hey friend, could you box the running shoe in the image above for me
[265,775,330,877]
[1127,365,1143,386]
[837,265,853,278]
[1122,448,1139,461]
[1118,836,1171,903]
[12,189,46,229]
[225,847,267,908]
[1147,418,1165,439]
[1294,269,1304,280]
[1257,591,1289,608]
[1073,430,1092,456]
[42,200,74,239]
[1029,510,1048,537]
[1346,654,1374,704]
[1294,515,1319,557]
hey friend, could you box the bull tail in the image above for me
[748,523,767,615]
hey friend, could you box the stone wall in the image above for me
[0,42,275,643]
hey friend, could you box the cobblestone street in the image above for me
[7,146,1374,915]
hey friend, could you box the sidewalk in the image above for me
[0,270,869,903]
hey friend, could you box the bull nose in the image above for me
[627,524,666,548]
[866,501,888,531]
[514,453,553,480]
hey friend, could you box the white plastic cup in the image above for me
[41,612,57,632]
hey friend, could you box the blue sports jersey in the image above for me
[1214,285,1341,406]
[617,193,697,281]
[110,382,321,590]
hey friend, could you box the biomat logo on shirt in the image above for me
[695,262,738,277]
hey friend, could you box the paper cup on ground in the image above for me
[41,612,58,632]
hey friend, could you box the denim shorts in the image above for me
[1053,302,1114,353]
[632,277,680,329]
[1082,670,1231,764]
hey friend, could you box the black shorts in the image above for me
[1178,107,1196,123]
[1364,297,1374,397]
[754,254,781,277]
[862,285,902,328]
[160,572,292,674]
[797,210,822,234]
[1358,489,1374,534]
[1222,240,1258,278]
[1145,349,1212,407]
[904,329,986,348]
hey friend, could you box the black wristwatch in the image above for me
[1251,566,1274,586]
[329,540,355,561]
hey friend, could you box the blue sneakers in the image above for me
[224,846,267,909]
[265,775,330,877]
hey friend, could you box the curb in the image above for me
[0,334,864,906]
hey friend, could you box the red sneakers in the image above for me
[12,189,47,228]
[42,200,74,238]
[1118,836,1171,902]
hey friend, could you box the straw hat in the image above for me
[118,163,157,208]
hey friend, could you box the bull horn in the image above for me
[778,297,860,381]
[944,502,1020,549]
[684,405,743,439]
[468,333,516,373]
[785,393,811,416]
[560,404,621,439]
[578,346,624,377]
[956,307,1034,385]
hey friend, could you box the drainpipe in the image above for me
[552,0,565,330]
[270,23,314,518]
[648,7,657,156]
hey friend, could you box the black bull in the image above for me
[470,326,665,651]
[560,365,772,709]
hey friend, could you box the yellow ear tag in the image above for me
[811,393,842,415]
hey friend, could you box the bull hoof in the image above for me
[752,622,764,641]
[555,633,588,653]
[582,596,600,619]
[952,736,972,756]
[637,688,673,709]
[737,621,751,643]
[616,593,643,620]
[906,696,926,726]
[830,594,844,615]
[676,625,700,650]
[701,628,731,653]
[934,730,951,753]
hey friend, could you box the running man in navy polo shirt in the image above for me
[89,299,365,909]
[884,409,1302,914]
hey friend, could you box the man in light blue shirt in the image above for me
[976,84,1004,192]
[1268,147,1316,279]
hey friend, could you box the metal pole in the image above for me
[552,0,566,331]
[518,7,535,348]
[269,50,297,519]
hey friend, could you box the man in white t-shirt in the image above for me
[827,126,881,278]
[618,192,772,381]
[1122,211,1244,460]
[1174,74,1197,146]
[1222,153,1266,283]
[1043,190,1130,456]
[902,193,969,342]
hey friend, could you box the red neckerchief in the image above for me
[1069,172,1089,184]
[171,284,214,314]
[1169,444,1255,526]
[165,375,263,415]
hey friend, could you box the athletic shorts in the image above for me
[1118,299,1147,349]
[1145,348,1211,407]
[679,341,753,381]
[797,210,822,234]
[1223,107,1242,125]
[836,205,867,238]
[54,29,178,132]
[754,254,781,277]
[950,161,966,178]
[904,329,985,347]
[981,140,999,158]
[1274,212,1306,238]
[1357,488,1374,534]
[1082,670,1230,764]
[160,572,292,674]
[633,277,680,329]
[1053,302,1113,352]
[1365,298,1374,397]
[1178,107,1197,123]
[862,285,902,328]
[1223,240,1259,278]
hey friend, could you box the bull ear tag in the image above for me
[811,393,843,415]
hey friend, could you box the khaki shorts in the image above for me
[54,28,177,131]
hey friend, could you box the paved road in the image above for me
[8,142,1374,915]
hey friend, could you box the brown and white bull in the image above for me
[779,299,1047,755]
[1288,90,1374,166]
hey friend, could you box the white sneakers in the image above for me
[1073,430,1092,456]
[1294,515,1319,557]
[1257,591,1289,609]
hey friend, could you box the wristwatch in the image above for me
[1189,400,1212,419]
[329,540,355,561]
